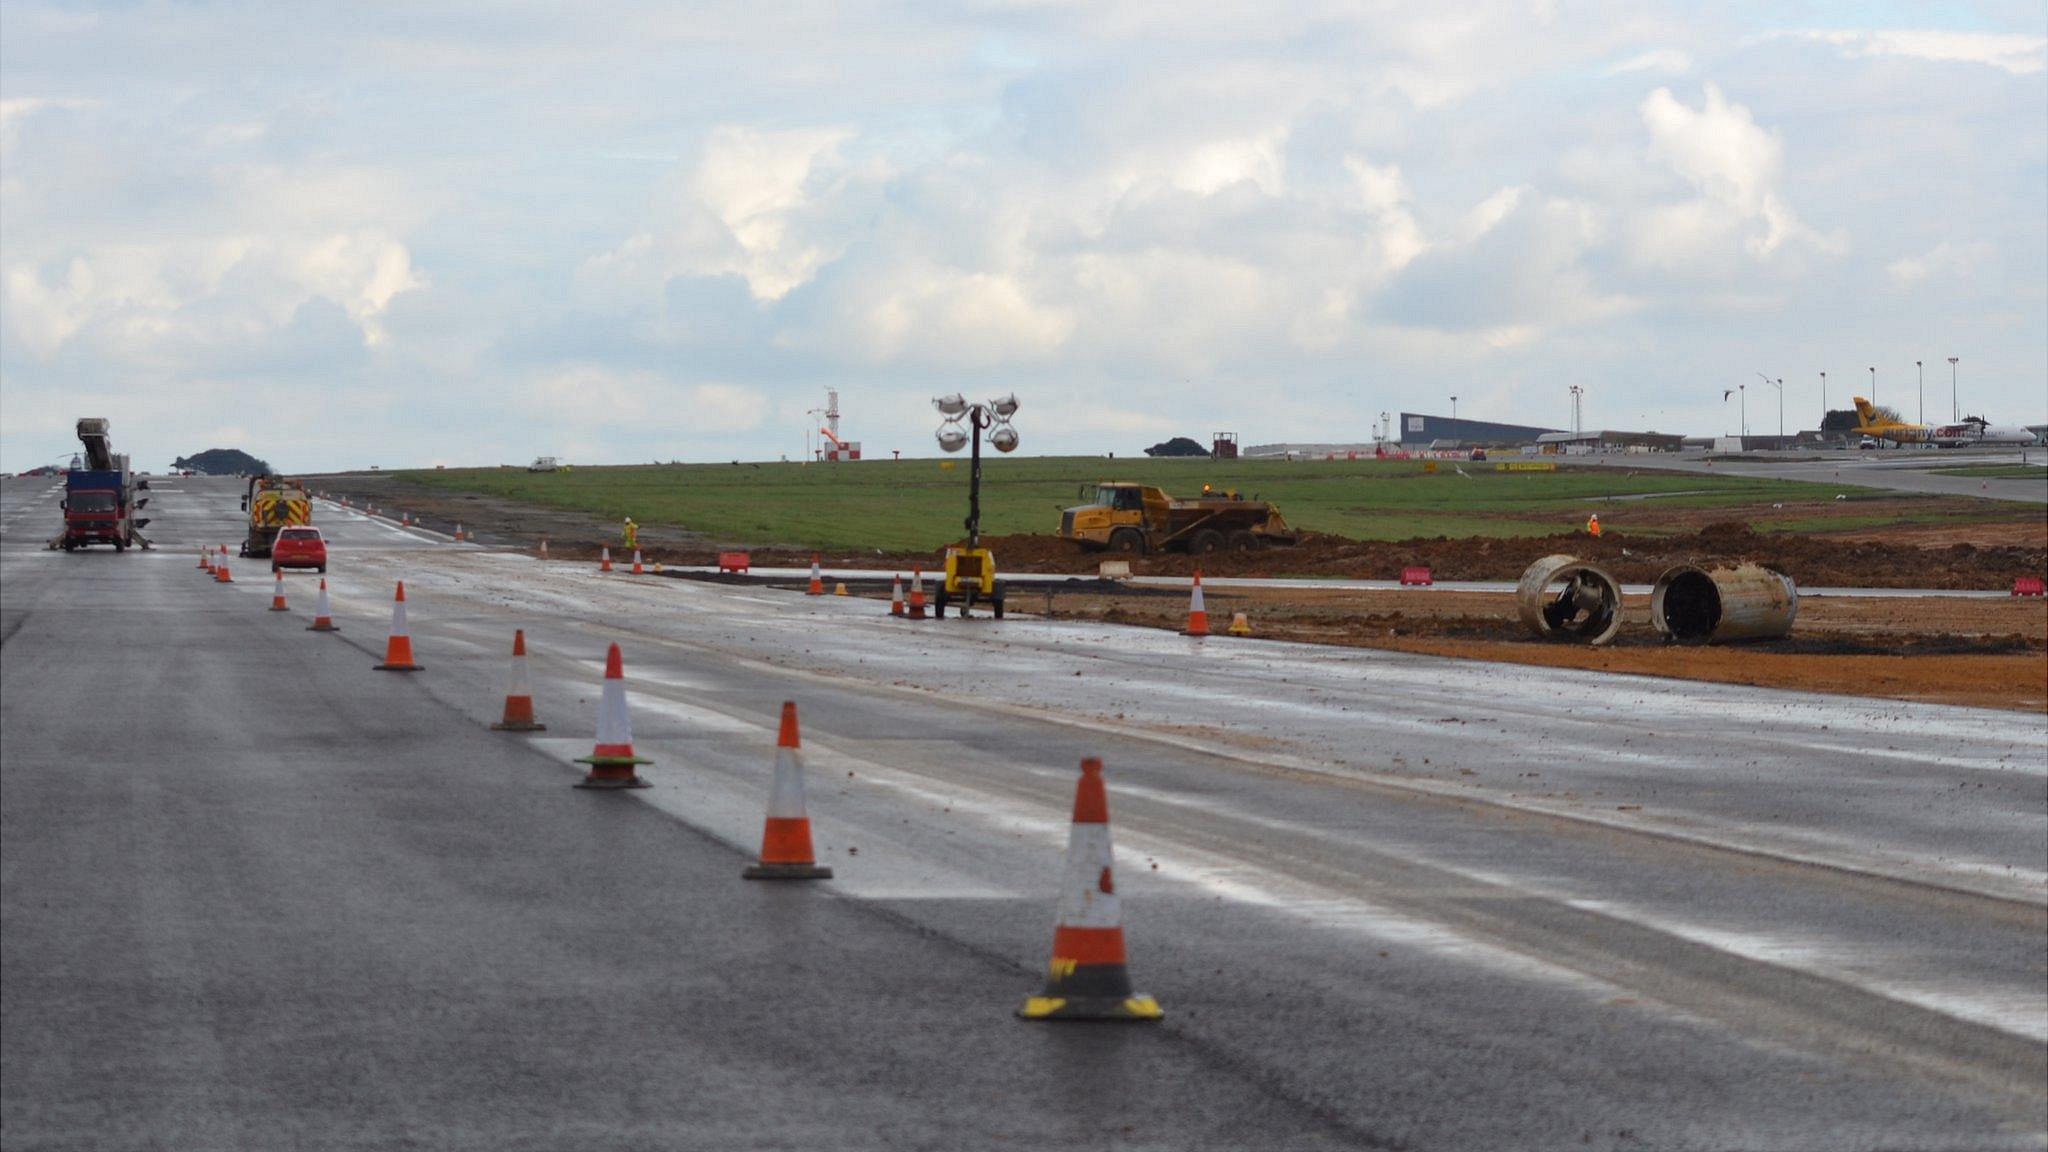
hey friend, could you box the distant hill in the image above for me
[174,448,271,476]
[1143,436,1210,458]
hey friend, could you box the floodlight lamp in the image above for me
[990,393,1019,419]
[937,425,969,453]
[933,393,968,418]
[990,425,1020,453]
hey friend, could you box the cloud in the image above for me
[1888,241,1995,288]
[1602,48,1693,77]
[1770,29,2047,76]
[1635,83,1842,263]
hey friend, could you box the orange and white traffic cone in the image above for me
[600,546,613,573]
[908,568,928,620]
[574,643,651,789]
[198,547,212,571]
[807,556,824,595]
[268,571,290,611]
[743,702,833,880]
[1018,758,1162,1022]
[490,629,546,732]
[1183,571,1209,636]
[889,574,905,617]
[307,579,339,631]
[538,537,549,560]
[372,581,422,671]
[454,522,464,542]
[215,560,233,584]
[631,549,644,575]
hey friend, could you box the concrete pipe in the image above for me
[1515,555,1624,646]
[1650,563,1798,643]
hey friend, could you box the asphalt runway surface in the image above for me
[4,476,2044,1151]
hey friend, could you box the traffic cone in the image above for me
[198,547,212,571]
[890,575,905,617]
[742,702,832,880]
[908,568,928,620]
[490,630,546,732]
[1183,572,1209,636]
[1227,612,1251,636]
[268,571,290,611]
[372,581,422,671]
[807,556,824,596]
[833,581,847,597]
[539,537,550,560]
[307,579,339,631]
[600,546,613,573]
[215,560,233,584]
[454,522,464,541]
[631,549,644,575]
[1018,758,1162,1022]
[574,643,650,789]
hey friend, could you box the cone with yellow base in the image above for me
[268,571,290,611]
[1227,611,1251,636]
[743,702,833,880]
[1183,571,1209,636]
[574,643,651,789]
[307,579,340,631]
[1018,758,1162,1022]
[490,629,546,732]
[807,556,824,596]
[372,581,422,671]
[833,581,848,597]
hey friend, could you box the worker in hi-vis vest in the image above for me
[1586,513,1601,537]
[622,517,638,550]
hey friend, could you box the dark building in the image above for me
[1397,413,1559,448]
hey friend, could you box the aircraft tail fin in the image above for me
[1851,397,1878,428]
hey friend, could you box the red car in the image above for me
[271,526,328,573]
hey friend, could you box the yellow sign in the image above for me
[1423,461,1437,474]
[1495,461,1557,472]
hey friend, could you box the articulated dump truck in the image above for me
[1057,482,1297,555]
[240,476,312,558]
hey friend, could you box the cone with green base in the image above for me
[1017,757,1162,1022]
[574,643,651,789]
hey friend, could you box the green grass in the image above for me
[395,457,1908,551]
[1928,463,2048,479]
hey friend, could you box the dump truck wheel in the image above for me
[1108,528,1146,555]
[1188,529,1224,555]
[1226,530,1258,552]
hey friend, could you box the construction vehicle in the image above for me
[58,418,151,551]
[239,475,312,558]
[1211,432,1239,459]
[1057,483,1297,555]
[934,546,1004,619]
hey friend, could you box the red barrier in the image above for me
[1399,566,1434,586]
[2014,577,2045,597]
[718,551,750,574]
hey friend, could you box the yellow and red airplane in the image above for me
[1850,397,1932,445]
[1853,397,2040,447]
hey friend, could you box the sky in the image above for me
[2,2,2044,472]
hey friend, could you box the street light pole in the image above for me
[1820,371,1827,431]
[1916,360,1923,425]
[1450,395,1458,420]
[1948,357,1959,421]
[1869,366,1876,409]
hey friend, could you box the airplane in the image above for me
[1851,397,2040,447]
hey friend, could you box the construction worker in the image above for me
[1586,513,1602,538]
[622,517,638,551]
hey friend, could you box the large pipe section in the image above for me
[1650,563,1798,643]
[1515,555,1624,645]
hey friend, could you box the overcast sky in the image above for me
[3,2,2043,471]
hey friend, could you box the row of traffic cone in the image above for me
[887,570,929,619]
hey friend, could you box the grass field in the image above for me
[393,457,1937,551]
[1929,463,2048,480]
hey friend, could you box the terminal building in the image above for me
[1533,429,1687,453]
[1398,413,1558,448]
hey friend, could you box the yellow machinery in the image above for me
[240,476,312,557]
[936,547,1004,619]
[1057,483,1296,555]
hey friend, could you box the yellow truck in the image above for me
[240,476,312,557]
[1057,482,1297,555]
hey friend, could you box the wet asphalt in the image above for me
[3,476,2044,1151]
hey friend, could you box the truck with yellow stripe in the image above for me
[240,475,312,558]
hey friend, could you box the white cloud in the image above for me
[1772,29,2047,75]
[1636,83,1841,263]
[1887,241,1994,288]
[1602,48,1693,77]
